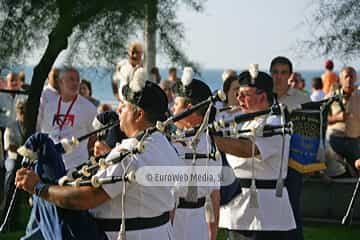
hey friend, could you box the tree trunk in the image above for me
[24,18,74,139]
[144,0,158,82]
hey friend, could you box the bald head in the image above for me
[339,66,357,95]
[127,42,143,67]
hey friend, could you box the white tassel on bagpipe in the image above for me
[276,104,287,198]
[248,127,259,209]
[204,195,215,223]
[316,105,326,163]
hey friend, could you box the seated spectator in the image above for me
[310,77,325,102]
[328,66,360,174]
[80,79,100,107]
[0,100,26,209]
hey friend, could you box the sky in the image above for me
[163,0,359,71]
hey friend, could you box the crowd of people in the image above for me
[0,41,357,240]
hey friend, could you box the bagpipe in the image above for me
[0,89,228,238]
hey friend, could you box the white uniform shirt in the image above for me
[91,132,180,240]
[219,115,296,231]
[172,132,222,240]
[36,95,96,170]
[172,132,222,198]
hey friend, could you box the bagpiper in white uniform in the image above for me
[171,68,221,240]
[15,68,179,240]
[214,68,296,240]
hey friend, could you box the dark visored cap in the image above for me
[173,67,212,105]
[122,80,168,121]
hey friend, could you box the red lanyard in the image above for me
[56,95,77,130]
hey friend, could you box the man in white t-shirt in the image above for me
[310,77,325,102]
[37,66,97,170]
[112,42,144,100]
[16,74,179,240]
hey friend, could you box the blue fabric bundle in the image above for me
[21,133,107,240]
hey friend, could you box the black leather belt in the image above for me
[240,179,279,189]
[178,197,206,209]
[95,211,170,232]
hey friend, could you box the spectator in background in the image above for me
[112,42,144,100]
[288,72,300,89]
[0,76,6,89]
[288,72,309,97]
[0,72,26,131]
[97,103,113,113]
[37,66,97,170]
[310,77,325,102]
[297,78,306,92]
[322,59,338,95]
[167,67,180,83]
[222,69,240,107]
[0,100,26,209]
[80,79,100,107]
[159,79,174,108]
[270,56,310,240]
[328,66,360,174]
[18,71,30,91]
[41,68,60,106]
[150,67,161,84]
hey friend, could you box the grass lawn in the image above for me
[1,223,359,240]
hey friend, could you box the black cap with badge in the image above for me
[172,67,212,105]
[122,68,168,121]
[238,64,274,96]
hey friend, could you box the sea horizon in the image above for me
[2,65,328,104]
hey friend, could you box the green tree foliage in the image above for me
[0,0,205,137]
[304,0,360,60]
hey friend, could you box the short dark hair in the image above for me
[80,79,92,96]
[169,67,177,74]
[325,60,334,70]
[312,77,323,90]
[270,56,293,74]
